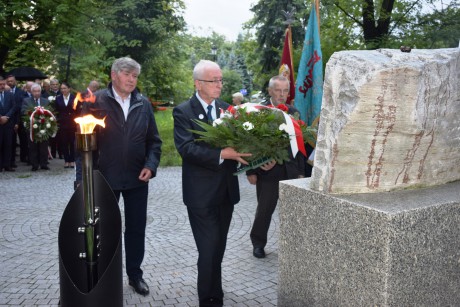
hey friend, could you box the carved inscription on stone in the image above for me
[310,48,460,194]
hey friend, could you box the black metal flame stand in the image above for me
[58,133,123,307]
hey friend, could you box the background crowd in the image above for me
[0,75,99,172]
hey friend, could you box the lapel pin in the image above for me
[198,114,204,120]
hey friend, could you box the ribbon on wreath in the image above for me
[279,110,307,157]
[29,106,57,142]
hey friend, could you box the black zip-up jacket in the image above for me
[82,83,162,190]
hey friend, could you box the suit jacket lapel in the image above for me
[190,94,208,123]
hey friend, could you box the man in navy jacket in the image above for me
[82,57,162,296]
[173,60,251,306]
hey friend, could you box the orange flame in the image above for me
[75,115,106,134]
[73,89,96,110]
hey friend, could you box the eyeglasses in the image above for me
[198,79,224,85]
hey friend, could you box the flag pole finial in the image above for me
[281,8,295,26]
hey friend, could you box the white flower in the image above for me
[213,118,223,126]
[242,122,254,131]
[33,124,38,129]
[279,123,289,133]
[39,130,45,134]
[221,112,233,119]
[23,122,27,127]
[46,123,51,128]
[49,117,54,122]
[48,96,55,102]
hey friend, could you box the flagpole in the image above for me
[314,0,320,35]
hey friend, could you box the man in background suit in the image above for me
[6,75,28,164]
[22,83,50,171]
[173,60,251,307]
[0,76,17,171]
[247,75,306,259]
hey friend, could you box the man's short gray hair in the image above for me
[268,75,289,89]
[112,57,141,74]
[193,60,220,80]
[31,83,42,91]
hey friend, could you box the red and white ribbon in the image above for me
[29,106,57,142]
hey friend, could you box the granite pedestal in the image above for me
[278,178,460,306]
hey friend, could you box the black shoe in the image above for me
[128,278,149,296]
[41,166,50,170]
[253,247,266,258]
[31,167,38,171]
[4,167,15,172]
[11,164,17,168]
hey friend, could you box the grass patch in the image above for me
[154,108,182,167]
[17,174,32,178]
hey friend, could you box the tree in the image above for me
[404,1,460,48]
[244,0,459,98]
[322,0,459,49]
[220,69,243,103]
[105,0,186,65]
[0,0,58,74]
[246,0,308,77]
[227,35,253,98]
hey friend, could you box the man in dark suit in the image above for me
[0,76,18,171]
[41,80,51,98]
[173,60,251,307]
[247,75,306,259]
[6,75,28,164]
[22,83,51,171]
[49,78,61,97]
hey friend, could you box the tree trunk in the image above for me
[362,0,395,48]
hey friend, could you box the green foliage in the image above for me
[220,69,243,103]
[140,33,194,102]
[154,109,182,166]
[106,0,186,63]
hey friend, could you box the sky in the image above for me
[182,0,257,41]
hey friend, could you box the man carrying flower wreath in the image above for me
[247,75,307,259]
[21,83,52,171]
[173,60,252,306]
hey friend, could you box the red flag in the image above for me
[279,26,296,105]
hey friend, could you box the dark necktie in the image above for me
[35,99,39,106]
[0,92,3,106]
[207,105,213,123]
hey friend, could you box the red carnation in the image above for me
[41,118,45,124]
[298,119,306,126]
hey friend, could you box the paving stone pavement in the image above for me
[0,158,279,306]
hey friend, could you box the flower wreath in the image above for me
[23,106,58,143]
[190,103,317,173]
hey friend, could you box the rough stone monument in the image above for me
[278,48,460,306]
